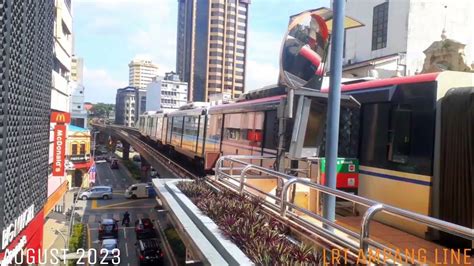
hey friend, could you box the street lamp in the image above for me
[51,227,67,251]
[92,131,100,160]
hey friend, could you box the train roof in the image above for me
[321,71,473,100]
[209,95,285,114]
[167,106,207,117]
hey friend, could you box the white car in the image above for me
[99,238,119,263]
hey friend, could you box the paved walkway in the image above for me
[43,188,87,253]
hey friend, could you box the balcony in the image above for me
[67,154,91,164]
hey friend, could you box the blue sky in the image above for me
[74,0,329,103]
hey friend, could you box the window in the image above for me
[388,105,411,163]
[72,144,78,155]
[80,144,86,154]
[372,2,389,50]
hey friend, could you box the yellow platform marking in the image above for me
[91,199,148,210]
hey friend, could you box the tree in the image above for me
[90,103,114,118]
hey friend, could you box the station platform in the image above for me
[335,216,473,265]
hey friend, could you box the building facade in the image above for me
[46,0,74,224]
[0,1,55,263]
[176,0,250,102]
[146,72,188,112]
[71,56,84,84]
[70,82,88,128]
[128,59,159,89]
[115,87,145,127]
[65,125,92,189]
[340,0,473,78]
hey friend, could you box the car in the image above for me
[110,159,119,169]
[99,219,119,240]
[135,218,157,239]
[79,186,113,200]
[99,238,119,263]
[135,238,164,265]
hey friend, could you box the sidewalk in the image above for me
[43,189,87,252]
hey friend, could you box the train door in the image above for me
[196,115,206,156]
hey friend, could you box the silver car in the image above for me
[79,186,113,200]
[99,238,119,263]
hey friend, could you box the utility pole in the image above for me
[323,0,345,227]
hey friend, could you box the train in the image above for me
[139,71,473,247]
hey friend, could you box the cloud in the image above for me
[83,67,127,103]
[245,60,280,91]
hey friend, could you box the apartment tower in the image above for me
[176,0,250,102]
[129,59,159,89]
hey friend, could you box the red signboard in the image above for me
[50,111,70,124]
[0,209,44,264]
[52,124,66,176]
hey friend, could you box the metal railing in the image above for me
[215,155,474,263]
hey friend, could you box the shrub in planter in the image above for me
[177,181,321,265]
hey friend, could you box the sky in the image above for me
[74,0,329,103]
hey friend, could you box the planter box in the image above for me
[153,179,253,266]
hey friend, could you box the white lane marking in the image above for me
[125,242,129,257]
[123,227,127,239]
[127,263,130,266]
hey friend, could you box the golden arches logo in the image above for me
[55,113,66,123]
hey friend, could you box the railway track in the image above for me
[99,124,200,180]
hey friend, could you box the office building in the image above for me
[146,72,188,112]
[176,0,250,102]
[70,82,88,128]
[115,86,146,127]
[71,56,84,84]
[0,1,55,263]
[129,59,159,89]
[340,0,473,78]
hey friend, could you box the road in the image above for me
[80,159,169,266]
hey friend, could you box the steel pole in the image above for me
[323,0,345,227]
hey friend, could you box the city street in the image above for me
[80,160,167,266]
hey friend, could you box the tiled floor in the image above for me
[336,216,473,265]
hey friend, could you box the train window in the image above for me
[224,113,242,140]
[388,105,411,164]
[206,114,223,152]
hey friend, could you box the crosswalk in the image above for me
[83,210,158,224]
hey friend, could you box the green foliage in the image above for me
[90,103,114,118]
[177,181,322,265]
[68,223,85,266]
[122,160,141,180]
[164,228,186,264]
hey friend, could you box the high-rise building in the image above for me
[0,1,55,263]
[146,72,188,112]
[176,0,250,102]
[128,59,159,89]
[45,0,74,222]
[340,0,473,78]
[71,56,84,84]
[115,86,145,127]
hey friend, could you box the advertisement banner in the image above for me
[52,124,66,176]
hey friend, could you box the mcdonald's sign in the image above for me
[52,124,66,176]
[50,112,70,124]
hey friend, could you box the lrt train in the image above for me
[334,71,473,246]
[139,71,473,247]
